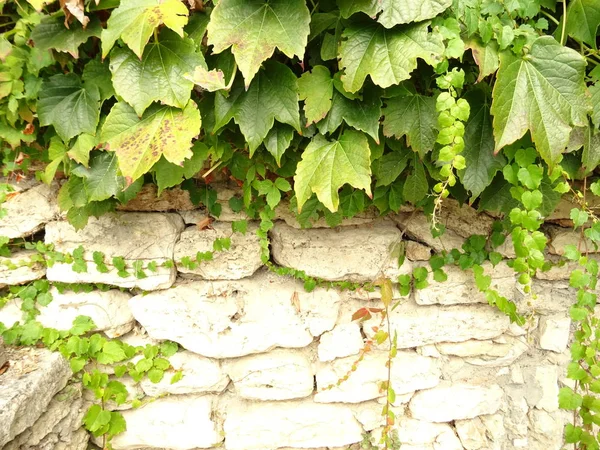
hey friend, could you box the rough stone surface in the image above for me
[365,300,510,349]
[0,348,72,447]
[317,324,364,361]
[0,251,46,288]
[36,287,134,338]
[316,350,440,403]
[274,200,379,229]
[548,226,598,255]
[270,221,412,281]
[117,184,195,211]
[414,261,516,305]
[437,336,529,367]
[223,398,364,450]
[139,351,229,397]
[129,272,340,358]
[0,183,59,239]
[106,395,221,450]
[225,349,314,400]
[409,383,504,422]
[539,314,571,353]
[45,212,184,290]
[174,222,262,279]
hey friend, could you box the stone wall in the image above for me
[0,180,581,450]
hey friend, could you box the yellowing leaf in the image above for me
[339,21,444,93]
[294,130,372,212]
[207,0,310,87]
[100,101,200,183]
[491,37,589,166]
[101,0,189,59]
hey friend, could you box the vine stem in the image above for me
[560,0,567,46]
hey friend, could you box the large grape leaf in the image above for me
[100,101,201,183]
[207,0,310,88]
[101,0,189,58]
[403,153,428,204]
[294,130,372,212]
[590,83,600,128]
[214,61,300,155]
[264,124,294,167]
[339,21,444,93]
[458,89,506,199]
[31,15,101,58]
[71,152,123,202]
[298,65,334,126]
[382,91,437,157]
[317,88,382,142]
[339,0,452,27]
[110,29,204,116]
[491,37,589,166]
[466,38,499,82]
[38,74,100,141]
[565,0,600,49]
[582,124,600,173]
[82,59,114,101]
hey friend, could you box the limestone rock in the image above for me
[0,183,59,239]
[174,222,262,280]
[274,200,379,229]
[405,241,432,260]
[318,324,364,361]
[223,398,364,450]
[534,366,559,412]
[107,395,221,450]
[45,212,184,290]
[0,337,5,373]
[117,184,195,211]
[539,314,571,353]
[0,299,22,328]
[129,272,340,358]
[0,251,46,288]
[528,409,565,450]
[364,300,510,349]
[409,383,504,422]
[315,351,441,403]
[36,287,134,338]
[0,348,72,447]
[270,221,412,281]
[140,351,229,397]
[437,336,528,367]
[225,349,314,400]
[455,417,496,450]
[547,225,598,255]
[414,261,516,305]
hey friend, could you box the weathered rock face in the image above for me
[0,251,46,289]
[0,183,59,239]
[129,272,340,358]
[0,348,72,447]
[174,222,262,280]
[270,221,412,281]
[45,212,184,290]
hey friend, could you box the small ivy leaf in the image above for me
[339,21,444,93]
[351,307,372,322]
[101,0,189,59]
[375,277,393,307]
[491,37,589,166]
[559,386,584,410]
[207,0,310,87]
[101,101,201,184]
[294,130,372,212]
[570,208,589,228]
[298,65,334,126]
[38,73,101,142]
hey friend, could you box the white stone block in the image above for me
[0,251,46,288]
[108,395,220,450]
[318,324,364,361]
[0,183,59,239]
[129,272,339,358]
[223,398,363,450]
[409,383,504,422]
[270,221,412,282]
[535,366,559,412]
[539,314,571,353]
[225,349,314,400]
[174,222,262,280]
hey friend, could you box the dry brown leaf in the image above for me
[197,216,214,230]
[291,291,301,313]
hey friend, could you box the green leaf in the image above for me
[459,89,506,198]
[565,0,600,49]
[298,65,334,126]
[101,101,201,183]
[214,61,300,154]
[521,190,543,210]
[147,368,164,383]
[207,0,310,87]
[110,29,204,116]
[153,142,208,195]
[559,386,583,410]
[339,0,451,27]
[491,37,589,166]
[373,149,411,187]
[316,88,382,142]
[294,130,372,212]
[339,21,444,93]
[68,133,96,168]
[101,0,189,58]
[403,154,428,204]
[84,405,112,435]
[79,152,123,202]
[590,83,600,128]
[31,15,101,58]
[383,91,438,157]
[83,59,115,101]
[264,124,294,167]
[466,38,499,82]
[571,208,589,228]
[99,341,127,364]
[38,74,100,141]
[582,124,600,173]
